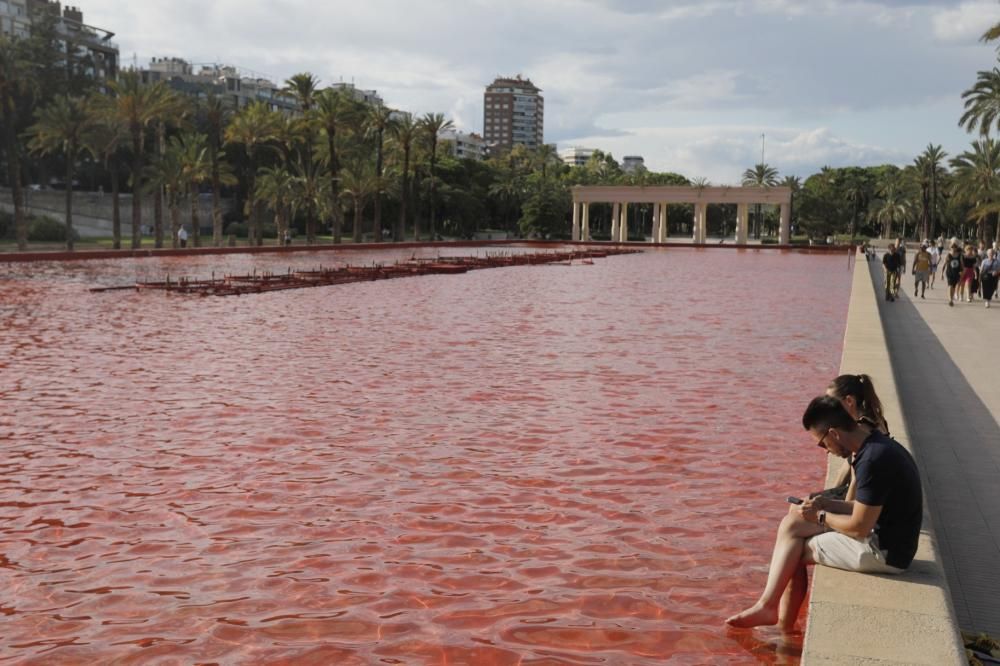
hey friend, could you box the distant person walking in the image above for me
[911,244,932,299]
[981,249,1000,309]
[882,243,900,302]
[961,244,979,302]
[177,226,188,248]
[942,244,963,307]
[928,241,940,289]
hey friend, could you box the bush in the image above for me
[224,221,248,238]
[27,215,80,243]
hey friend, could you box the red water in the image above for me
[0,247,852,665]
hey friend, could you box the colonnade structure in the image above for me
[571,185,793,244]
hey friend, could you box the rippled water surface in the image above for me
[1,246,853,664]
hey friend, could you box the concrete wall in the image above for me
[801,254,965,665]
[2,187,233,238]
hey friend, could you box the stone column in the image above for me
[736,203,749,244]
[582,203,590,241]
[659,204,667,243]
[572,201,581,241]
[694,202,707,244]
[619,202,629,242]
[611,202,620,242]
[651,203,660,243]
[779,202,791,245]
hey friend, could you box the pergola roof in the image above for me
[571,185,792,205]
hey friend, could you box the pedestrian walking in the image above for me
[178,226,188,248]
[961,244,978,302]
[911,244,932,299]
[981,249,1000,308]
[928,241,940,289]
[882,243,900,302]
[943,244,963,307]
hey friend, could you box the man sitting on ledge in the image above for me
[726,395,923,629]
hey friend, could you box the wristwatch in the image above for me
[818,511,827,526]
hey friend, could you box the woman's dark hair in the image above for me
[827,373,889,434]
[802,396,857,432]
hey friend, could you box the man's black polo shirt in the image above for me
[882,251,899,273]
[852,430,923,569]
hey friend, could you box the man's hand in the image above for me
[799,496,823,523]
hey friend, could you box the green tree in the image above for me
[366,102,396,243]
[0,36,35,250]
[950,138,1000,243]
[99,71,180,249]
[872,177,912,240]
[256,166,296,243]
[419,112,453,239]
[960,68,1000,137]
[742,163,779,238]
[27,95,98,250]
[145,136,187,248]
[390,112,419,241]
[197,94,232,246]
[225,101,280,245]
[315,88,358,243]
[519,178,570,239]
[90,108,127,248]
[341,160,377,243]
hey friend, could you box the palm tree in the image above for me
[742,163,779,238]
[534,143,560,180]
[341,161,377,243]
[27,95,98,251]
[145,136,187,248]
[390,112,419,241]
[176,132,233,248]
[199,94,231,246]
[99,71,179,249]
[256,166,296,244]
[960,68,1000,137]
[918,144,947,240]
[90,109,126,249]
[0,37,34,250]
[420,112,454,240]
[873,178,912,240]
[315,88,357,244]
[781,175,802,234]
[950,138,1000,243]
[225,102,280,245]
[366,102,397,242]
[288,157,327,243]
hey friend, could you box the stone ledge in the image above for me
[801,256,965,665]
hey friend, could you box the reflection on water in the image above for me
[1,246,851,664]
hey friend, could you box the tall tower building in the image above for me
[483,75,543,153]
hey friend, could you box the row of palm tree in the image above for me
[19,66,463,251]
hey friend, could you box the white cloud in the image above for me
[932,1,1000,43]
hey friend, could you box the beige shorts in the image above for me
[806,531,904,574]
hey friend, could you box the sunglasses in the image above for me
[816,428,833,449]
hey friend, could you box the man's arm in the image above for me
[803,499,882,539]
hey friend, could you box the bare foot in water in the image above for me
[725,603,778,628]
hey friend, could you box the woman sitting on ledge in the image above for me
[726,396,923,630]
[823,373,890,502]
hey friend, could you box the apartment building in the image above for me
[1,1,118,80]
[440,129,486,161]
[483,75,544,153]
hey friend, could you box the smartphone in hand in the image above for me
[786,496,804,505]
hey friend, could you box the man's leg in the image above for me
[726,510,825,628]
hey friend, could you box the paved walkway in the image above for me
[875,261,1000,636]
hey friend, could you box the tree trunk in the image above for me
[1,91,27,251]
[211,152,222,247]
[170,196,180,249]
[131,128,142,249]
[190,185,201,248]
[64,158,75,251]
[154,122,166,248]
[110,163,121,249]
[429,153,437,240]
[373,194,382,243]
[353,198,362,243]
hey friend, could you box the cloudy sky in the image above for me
[84,0,1000,184]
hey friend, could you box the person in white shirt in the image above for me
[178,226,188,248]
[981,249,1000,308]
[928,240,940,289]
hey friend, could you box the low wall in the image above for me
[801,256,965,664]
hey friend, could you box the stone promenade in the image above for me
[879,261,1000,636]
